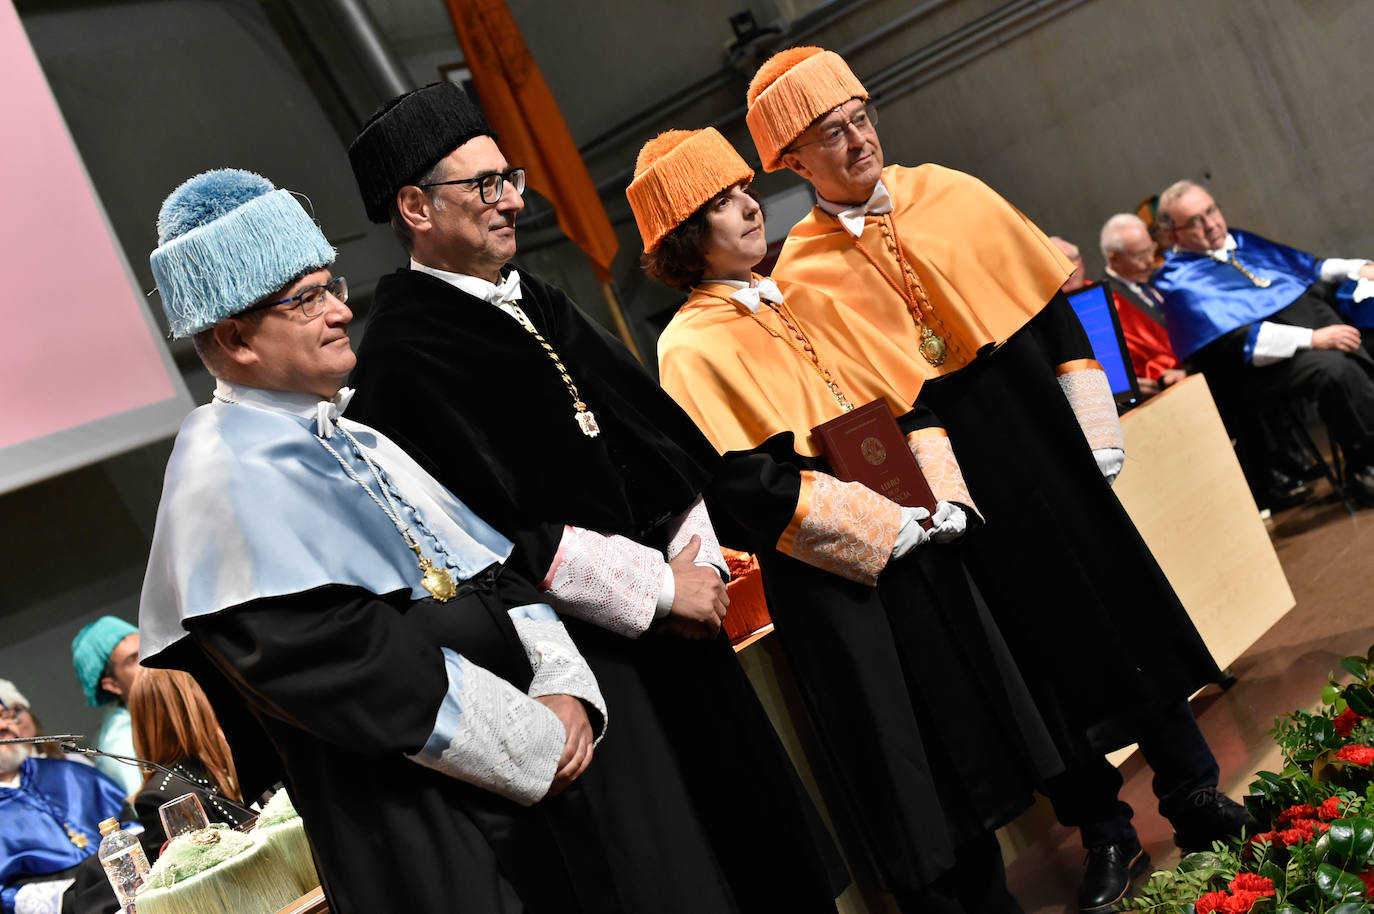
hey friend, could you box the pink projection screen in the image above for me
[0,3,192,493]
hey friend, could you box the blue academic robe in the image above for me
[1155,229,1320,360]
[1,758,130,914]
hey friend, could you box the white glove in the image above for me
[891,505,931,559]
[1094,447,1124,486]
[928,501,967,544]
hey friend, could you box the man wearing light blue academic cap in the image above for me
[70,615,143,794]
[139,168,617,914]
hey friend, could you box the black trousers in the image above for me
[892,831,1023,914]
[1194,294,1374,464]
[1042,699,1220,848]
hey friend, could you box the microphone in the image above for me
[1,734,256,819]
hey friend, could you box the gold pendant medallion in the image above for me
[69,830,88,849]
[413,548,456,602]
[919,327,948,366]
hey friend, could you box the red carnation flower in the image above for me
[1224,891,1261,913]
[1228,873,1275,896]
[1319,796,1348,820]
[1360,867,1374,893]
[1195,891,1230,914]
[1278,828,1307,845]
[1277,804,1317,824]
[1337,744,1374,765]
[1335,708,1364,737]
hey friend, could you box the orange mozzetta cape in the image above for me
[773,163,1074,401]
[658,281,932,457]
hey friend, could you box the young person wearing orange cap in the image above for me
[742,47,1250,913]
[631,126,1063,913]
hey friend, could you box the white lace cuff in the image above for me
[664,495,729,579]
[406,647,564,806]
[1056,361,1126,452]
[15,879,73,914]
[1250,321,1313,366]
[541,525,664,638]
[510,607,607,742]
[1319,257,1367,284]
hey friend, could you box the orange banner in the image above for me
[444,0,619,280]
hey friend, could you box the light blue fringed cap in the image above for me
[149,169,336,338]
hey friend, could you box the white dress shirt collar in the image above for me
[212,380,355,439]
[1202,232,1238,262]
[701,276,784,314]
[410,259,523,308]
[816,179,893,238]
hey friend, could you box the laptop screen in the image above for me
[1065,282,1141,409]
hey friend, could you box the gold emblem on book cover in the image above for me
[860,437,887,466]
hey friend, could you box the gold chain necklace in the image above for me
[1226,252,1272,288]
[694,286,854,412]
[839,212,951,366]
[314,428,458,602]
[507,305,601,437]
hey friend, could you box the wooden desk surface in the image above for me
[1112,374,1295,669]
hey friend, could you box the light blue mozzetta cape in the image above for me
[139,384,514,660]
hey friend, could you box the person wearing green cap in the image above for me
[70,617,142,795]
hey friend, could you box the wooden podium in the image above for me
[1110,374,1294,671]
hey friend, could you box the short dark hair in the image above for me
[641,186,763,291]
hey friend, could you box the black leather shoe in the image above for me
[1346,465,1374,504]
[1078,839,1149,913]
[1255,470,1313,511]
[1170,787,1259,852]
[1276,447,1323,482]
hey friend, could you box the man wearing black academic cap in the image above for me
[345,82,845,914]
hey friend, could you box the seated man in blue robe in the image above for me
[1,693,131,914]
[138,168,613,914]
[1154,179,1374,498]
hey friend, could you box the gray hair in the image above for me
[1099,213,1149,258]
[1049,236,1080,259]
[1155,180,1201,232]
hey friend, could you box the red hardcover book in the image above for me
[811,399,937,521]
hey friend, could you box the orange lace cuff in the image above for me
[905,428,978,518]
[776,471,901,586]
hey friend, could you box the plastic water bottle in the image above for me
[98,817,150,913]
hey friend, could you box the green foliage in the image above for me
[1116,648,1374,913]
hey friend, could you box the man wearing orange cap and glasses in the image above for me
[742,47,1248,913]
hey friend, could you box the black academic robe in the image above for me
[349,267,846,914]
[705,402,1061,892]
[146,574,619,914]
[916,293,1222,758]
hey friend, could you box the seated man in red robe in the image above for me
[1099,214,1186,398]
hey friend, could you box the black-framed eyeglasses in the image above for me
[241,276,348,319]
[790,104,879,152]
[420,168,526,205]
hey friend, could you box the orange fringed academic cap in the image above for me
[627,128,754,252]
[745,47,867,172]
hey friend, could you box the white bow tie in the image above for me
[832,181,894,238]
[484,270,523,306]
[315,387,355,439]
[729,278,785,313]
